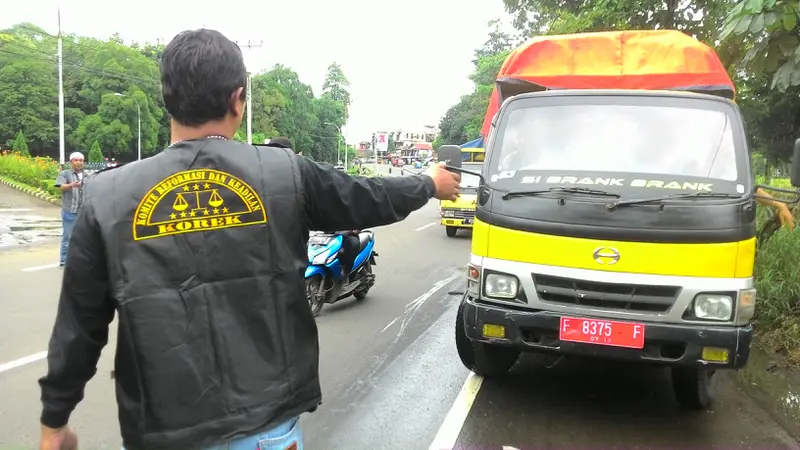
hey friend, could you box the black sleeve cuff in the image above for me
[41,408,71,429]
[422,175,436,198]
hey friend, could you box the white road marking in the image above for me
[415,222,437,232]
[0,351,48,374]
[380,316,400,333]
[380,271,461,334]
[429,372,484,450]
[0,208,34,213]
[21,263,60,272]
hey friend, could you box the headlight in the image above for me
[484,273,519,299]
[444,210,455,217]
[311,252,329,265]
[693,294,733,321]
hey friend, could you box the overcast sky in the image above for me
[2,0,511,143]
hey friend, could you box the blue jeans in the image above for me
[123,417,303,450]
[60,210,78,265]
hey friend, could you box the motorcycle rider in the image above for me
[338,230,362,280]
[37,28,460,450]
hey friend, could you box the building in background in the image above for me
[368,125,439,162]
[396,125,438,161]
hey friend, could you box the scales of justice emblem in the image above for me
[170,183,229,219]
[133,169,268,241]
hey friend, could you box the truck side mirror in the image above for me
[437,145,462,169]
[436,144,485,183]
[792,138,800,187]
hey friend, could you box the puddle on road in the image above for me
[737,343,800,439]
[0,208,61,248]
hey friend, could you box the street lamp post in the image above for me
[324,122,344,166]
[114,93,141,161]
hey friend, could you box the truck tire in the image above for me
[455,301,519,377]
[671,367,719,410]
[446,226,458,237]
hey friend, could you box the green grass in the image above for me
[754,177,800,364]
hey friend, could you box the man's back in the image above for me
[37,27,460,450]
[88,139,320,447]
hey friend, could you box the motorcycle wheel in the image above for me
[306,275,326,317]
[353,264,372,300]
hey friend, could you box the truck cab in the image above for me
[449,29,800,411]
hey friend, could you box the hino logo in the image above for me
[593,247,620,265]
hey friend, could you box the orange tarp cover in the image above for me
[481,30,734,138]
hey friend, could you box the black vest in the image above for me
[90,139,320,448]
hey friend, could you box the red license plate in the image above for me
[559,317,645,349]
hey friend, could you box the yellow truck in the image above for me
[439,148,484,237]
[444,30,800,410]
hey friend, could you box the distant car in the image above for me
[334,165,346,172]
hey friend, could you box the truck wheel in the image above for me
[455,301,519,377]
[446,226,458,237]
[672,367,719,410]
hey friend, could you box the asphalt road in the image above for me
[1,181,798,450]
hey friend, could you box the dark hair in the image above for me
[160,29,247,126]
[267,137,293,149]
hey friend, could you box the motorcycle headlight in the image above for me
[311,252,329,265]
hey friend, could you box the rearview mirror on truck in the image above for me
[792,138,800,188]
[754,138,800,204]
[437,145,484,181]
[438,145,462,169]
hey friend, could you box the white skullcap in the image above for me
[69,152,84,160]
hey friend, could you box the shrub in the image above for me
[754,177,800,363]
[88,141,104,163]
[755,226,800,363]
[12,131,30,157]
[0,151,61,196]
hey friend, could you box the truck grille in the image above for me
[532,274,679,313]
[445,209,474,219]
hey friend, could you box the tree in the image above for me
[265,64,318,155]
[12,130,29,156]
[722,0,800,92]
[0,22,350,164]
[502,0,730,43]
[321,62,351,120]
[0,26,59,155]
[88,140,103,162]
[312,95,345,162]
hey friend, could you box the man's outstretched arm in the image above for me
[298,157,459,231]
[38,193,115,432]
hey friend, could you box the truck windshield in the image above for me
[493,103,738,183]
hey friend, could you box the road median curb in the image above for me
[0,176,62,207]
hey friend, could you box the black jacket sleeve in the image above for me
[38,191,115,428]
[298,157,436,231]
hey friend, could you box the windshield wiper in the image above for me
[607,192,743,209]
[502,187,621,200]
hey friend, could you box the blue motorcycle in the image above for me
[305,230,378,317]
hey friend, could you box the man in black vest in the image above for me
[37,29,460,450]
